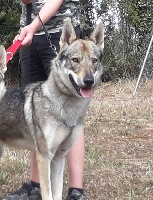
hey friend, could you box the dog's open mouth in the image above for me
[80,88,93,98]
[69,74,93,98]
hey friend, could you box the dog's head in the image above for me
[55,19,104,98]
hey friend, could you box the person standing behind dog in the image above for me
[3,1,87,200]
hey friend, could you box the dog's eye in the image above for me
[92,58,98,63]
[72,58,79,63]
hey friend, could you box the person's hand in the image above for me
[14,25,35,48]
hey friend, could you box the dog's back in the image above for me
[0,87,27,138]
[0,47,31,145]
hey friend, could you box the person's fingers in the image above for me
[13,25,34,48]
[20,34,32,48]
[13,34,21,43]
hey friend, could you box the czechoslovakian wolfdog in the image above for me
[0,19,104,200]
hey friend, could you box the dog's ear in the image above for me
[0,45,6,71]
[60,18,77,49]
[89,22,105,51]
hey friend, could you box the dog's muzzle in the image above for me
[69,74,94,98]
[83,75,94,87]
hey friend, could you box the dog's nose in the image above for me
[83,75,94,87]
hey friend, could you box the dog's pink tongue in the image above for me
[80,88,92,98]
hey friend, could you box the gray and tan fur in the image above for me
[0,19,104,200]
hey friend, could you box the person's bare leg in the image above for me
[30,131,87,199]
[30,152,40,183]
[67,130,85,189]
[30,130,85,186]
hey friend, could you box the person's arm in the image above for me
[21,0,31,4]
[30,0,63,33]
[16,0,64,47]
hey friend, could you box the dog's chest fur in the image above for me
[37,85,89,128]
[56,97,89,127]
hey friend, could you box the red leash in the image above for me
[6,40,22,64]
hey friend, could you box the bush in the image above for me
[0,0,21,85]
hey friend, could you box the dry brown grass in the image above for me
[1,79,153,200]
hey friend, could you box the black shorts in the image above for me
[19,25,80,86]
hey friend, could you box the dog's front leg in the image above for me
[51,124,84,200]
[36,151,53,200]
[51,154,66,200]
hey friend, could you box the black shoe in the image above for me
[2,182,42,200]
[65,189,88,200]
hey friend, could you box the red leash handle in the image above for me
[6,40,22,64]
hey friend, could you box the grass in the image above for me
[1,79,153,199]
